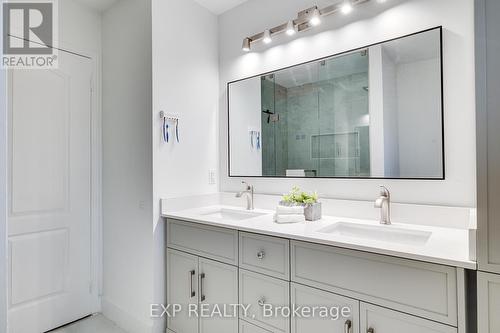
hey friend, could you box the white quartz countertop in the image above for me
[161,203,476,269]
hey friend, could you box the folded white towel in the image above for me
[274,213,306,224]
[286,169,306,177]
[276,205,304,215]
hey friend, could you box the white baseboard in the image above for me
[101,297,153,333]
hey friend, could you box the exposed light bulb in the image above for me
[242,38,251,52]
[263,29,272,44]
[286,20,296,36]
[341,1,353,14]
[309,8,321,26]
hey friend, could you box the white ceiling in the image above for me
[382,29,440,64]
[74,0,119,12]
[76,0,247,16]
[193,0,249,15]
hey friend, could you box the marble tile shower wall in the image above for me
[287,82,320,174]
[260,72,369,177]
[261,78,288,176]
[313,72,371,177]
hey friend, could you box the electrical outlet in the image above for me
[208,170,216,185]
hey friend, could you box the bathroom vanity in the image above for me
[162,26,476,333]
[162,195,475,333]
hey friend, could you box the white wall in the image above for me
[0,4,7,329]
[397,58,442,177]
[381,47,400,177]
[152,0,219,201]
[219,0,476,207]
[229,78,262,176]
[152,0,219,332]
[59,0,102,55]
[368,45,386,176]
[101,1,154,332]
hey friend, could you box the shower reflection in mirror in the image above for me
[228,27,444,179]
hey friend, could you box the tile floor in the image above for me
[50,314,128,333]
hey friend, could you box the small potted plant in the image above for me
[281,186,322,221]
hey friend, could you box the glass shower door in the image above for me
[317,50,370,177]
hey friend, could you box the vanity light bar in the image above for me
[242,0,372,52]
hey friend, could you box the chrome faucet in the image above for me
[374,186,391,225]
[236,181,254,210]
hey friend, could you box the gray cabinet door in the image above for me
[476,0,500,273]
[291,283,359,333]
[478,272,500,333]
[199,258,239,333]
[167,249,199,333]
[360,303,456,333]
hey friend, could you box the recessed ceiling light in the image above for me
[286,20,296,36]
[309,8,322,26]
[242,38,251,52]
[263,29,272,44]
[341,1,353,14]
[241,0,373,52]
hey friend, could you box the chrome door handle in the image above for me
[344,319,352,333]
[189,270,195,298]
[257,251,265,260]
[257,297,266,307]
[200,273,206,302]
[367,328,374,333]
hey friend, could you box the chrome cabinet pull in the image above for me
[189,270,195,298]
[257,251,265,260]
[257,297,266,307]
[344,319,352,333]
[200,273,206,302]
[367,328,374,333]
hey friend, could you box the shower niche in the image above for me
[228,27,444,179]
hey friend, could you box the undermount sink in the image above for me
[200,208,267,221]
[316,222,432,246]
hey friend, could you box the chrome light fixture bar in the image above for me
[242,0,371,52]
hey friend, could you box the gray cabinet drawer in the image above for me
[291,241,457,326]
[240,320,273,333]
[239,269,290,333]
[166,219,238,265]
[239,232,290,280]
[361,303,456,333]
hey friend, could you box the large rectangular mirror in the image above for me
[228,27,444,179]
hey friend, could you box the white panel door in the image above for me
[7,50,94,333]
